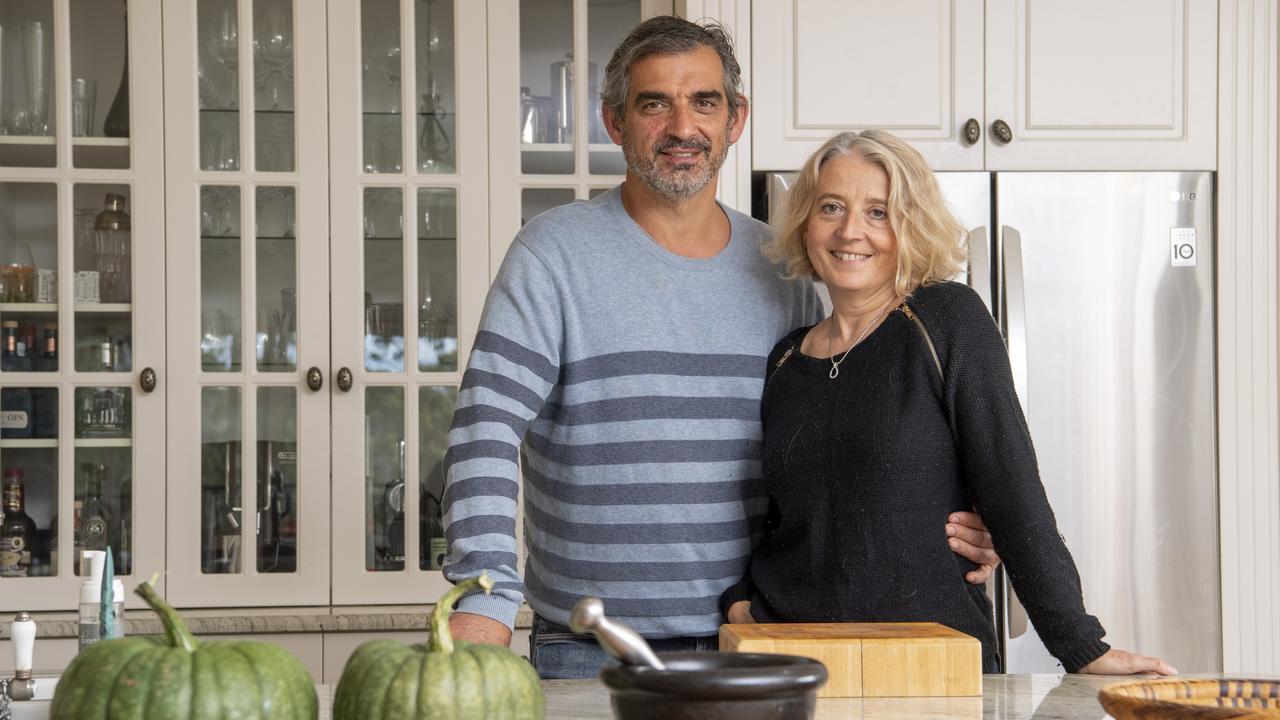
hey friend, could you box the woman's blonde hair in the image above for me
[766,129,968,297]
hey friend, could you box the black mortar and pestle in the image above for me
[569,598,828,720]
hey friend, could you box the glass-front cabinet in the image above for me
[162,0,330,606]
[0,0,165,611]
[489,0,662,271]
[329,0,489,604]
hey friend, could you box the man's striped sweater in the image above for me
[442,186,822,638]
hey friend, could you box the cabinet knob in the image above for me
[337,367,353,393]
[139,367,157,394]
[306,367,323,392]
[991,119,1013,144]
[962,118,981,146]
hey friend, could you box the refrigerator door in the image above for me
[765,172,992,313]
[996,172,1219,673]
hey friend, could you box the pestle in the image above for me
[570,597,667,670]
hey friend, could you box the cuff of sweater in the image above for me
[719,581,754,617]
[1058,639,1112,673]
[456,592,520,631]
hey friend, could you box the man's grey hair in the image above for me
[600,15,744,122]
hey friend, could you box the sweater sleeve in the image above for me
[930,285,1111,672]
[442,237,562,629]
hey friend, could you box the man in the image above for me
[442,15,998,679]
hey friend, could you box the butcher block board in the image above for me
[719,622,982,698]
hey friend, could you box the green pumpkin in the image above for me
[51,577,318,719]
[333,573,544,719]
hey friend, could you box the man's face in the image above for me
[605,46,747,202]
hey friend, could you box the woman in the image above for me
[720,129,1173,675]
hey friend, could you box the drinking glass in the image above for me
[24,21,50,136]
[72,79,97,137]
[1,243,36,302]
[254,1,293,111]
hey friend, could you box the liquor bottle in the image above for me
[420,460,447,571]
[116,476,132,574]
[0,468,38,577]
[78,463,111,555]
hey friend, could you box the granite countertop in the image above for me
[0,607,536,639]
[8,674,1256,719]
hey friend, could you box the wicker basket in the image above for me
[1099,679,1280,719]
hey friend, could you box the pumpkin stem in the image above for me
[430,573,494,654]
[135,574,199,653]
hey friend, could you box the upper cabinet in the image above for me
[0,0,166,612]
[752,0,1218,171]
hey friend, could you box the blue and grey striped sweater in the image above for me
[443,187,822,638]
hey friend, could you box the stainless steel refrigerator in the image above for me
[765,171,1220,673]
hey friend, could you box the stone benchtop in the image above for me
[0,606,536,639]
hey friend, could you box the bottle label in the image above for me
[82,515,109,545]
[0,536,29,577]
[430,537,448,570]
[1,410,29,429]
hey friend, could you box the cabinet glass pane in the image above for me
[366,386,404,571]
[255,186,296,371]
[588,187,608,199]
[0,3,56,167]
[201,386,242,574]
[201,185,242,372]
[521,187,575,225]
[364,187,403,372]
[256,386,296,573]
[1,183,58,373]
[519,0,574,174]
[1,390,57,577]
[362,0,402,173]
[69,0,130,169]
[198,0,241,171]
[74,184,132,373]
[586,0,635,175]
[253,0,295,172]
[415,0,454,173]
[417,188,455,372]
[73,386,131,576]
[418,385,455,570]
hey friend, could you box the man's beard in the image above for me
[622,126,731,202]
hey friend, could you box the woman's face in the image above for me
[803,153,899,300]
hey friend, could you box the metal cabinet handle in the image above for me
[1001,225,1028,415]
[306,367,323,392]
[962,118,981,146]
[991,119,1013,144]
[337,367,353,393]
[139,367,157,393]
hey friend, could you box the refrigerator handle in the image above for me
[999,225,1032,643]
[967,226,992,313]
[1001,225,1029,415]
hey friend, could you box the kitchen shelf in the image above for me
[521,142,619,153]
[75,304,132,313]
[0,303,57,313]
[0,136,130,147]
[74,438,132,448]
[0,438,58,449]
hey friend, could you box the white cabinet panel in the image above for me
[752,0,985,170]
[985,0,1217,169]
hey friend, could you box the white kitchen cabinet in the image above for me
[0,0,167,612]
[751,0,985,171]
[162,0,333,607]
[751,0,1217,171]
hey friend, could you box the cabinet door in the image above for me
[0,0,165,611]
[163,0,331,606]
[751,0,985,171]
[984,0,1216,170]
[328,0,489,604]
[488,0,668,273]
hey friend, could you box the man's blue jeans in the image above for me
[529,614,719,679]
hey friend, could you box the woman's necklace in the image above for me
[827,298,898,380]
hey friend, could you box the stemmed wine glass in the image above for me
[254,1,293,111]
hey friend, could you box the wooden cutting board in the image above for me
[719,622,982,698]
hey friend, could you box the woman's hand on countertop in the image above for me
[1079,648,1177,676]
